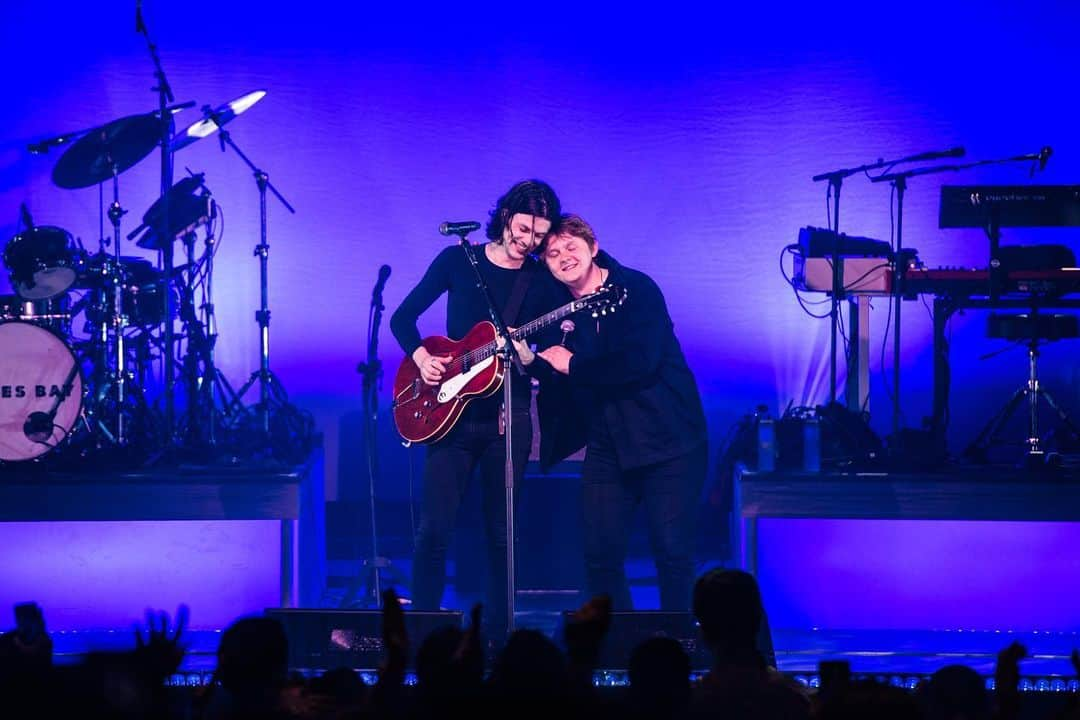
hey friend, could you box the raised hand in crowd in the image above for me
[454,601,485,683]
[134,603,189,683]
[564,593,612,672]
[993,640,1027,720]
[371,587,409,714]
[564,592,612,703]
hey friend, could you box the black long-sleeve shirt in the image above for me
[533,250,708,469]
[390,244,560,417]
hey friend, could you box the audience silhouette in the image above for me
[1,570,1077,719]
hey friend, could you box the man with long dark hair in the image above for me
[390,179,562,640]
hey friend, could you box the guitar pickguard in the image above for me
[437,356,495,403]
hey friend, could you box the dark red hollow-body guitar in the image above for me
[391,284,626,445]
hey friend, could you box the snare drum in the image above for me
[3,226,82,300]
[0,294,71,334]
[0,321,84,462]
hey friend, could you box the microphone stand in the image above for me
[869,149,1037,442]
[812,146,964,407]
[356,266,393,606]
[213,113,298,445]
[451,228,522,635]
[137,2,177,457]
[23,361,82,448]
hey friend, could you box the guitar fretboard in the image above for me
[451,294,597,373]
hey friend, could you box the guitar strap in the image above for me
[501,258,537,375]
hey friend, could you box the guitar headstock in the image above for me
[572,282,628,318]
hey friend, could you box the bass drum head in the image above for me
[0,321,83,462]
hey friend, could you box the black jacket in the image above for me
[532,251,707,470]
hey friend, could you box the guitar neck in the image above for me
[467,300,582,365]
[514,300,582,340]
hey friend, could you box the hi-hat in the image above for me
[171,90,266,152]
[52,112,162,189]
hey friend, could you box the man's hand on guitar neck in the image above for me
[412,346,453,386]
[492,327,536,366]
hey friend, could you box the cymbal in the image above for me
[172,90,266,152]
[52,113,162,189]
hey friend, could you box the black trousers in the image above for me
[581,437,707,611]
[411,406,531,637]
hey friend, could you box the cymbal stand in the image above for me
[178,226,246,450]
[215,118,297,441]
[90,166,155,450]
[137,0,178,453]
[100,163,130,446]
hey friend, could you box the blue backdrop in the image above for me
[1,1,1078,631]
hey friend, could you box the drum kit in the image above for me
[1,90,313,469]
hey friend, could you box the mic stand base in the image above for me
[339,557,407,609]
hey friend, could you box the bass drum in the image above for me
[0,321,84,462]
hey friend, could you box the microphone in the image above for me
[373,264,391,298]
[907,146,966,163]
[1028,146,1053,177]
[439,221,481,237]
[1039,146,1053,171]
[136,0,145,33]
[559,319,575,346]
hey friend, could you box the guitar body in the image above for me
[392,321,505,445]
[390,282,627,445]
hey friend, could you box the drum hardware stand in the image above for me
[86,165,158,454]
[209,115,298,445]
[177,229,245,451]
[137,0,179,455]
[100,163,131,446]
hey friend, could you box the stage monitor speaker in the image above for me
[558,608,777,672]
[265,608,464,671]
[559,611,711,670]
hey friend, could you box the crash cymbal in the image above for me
[171,89,266,152]
[52,113,162,189]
